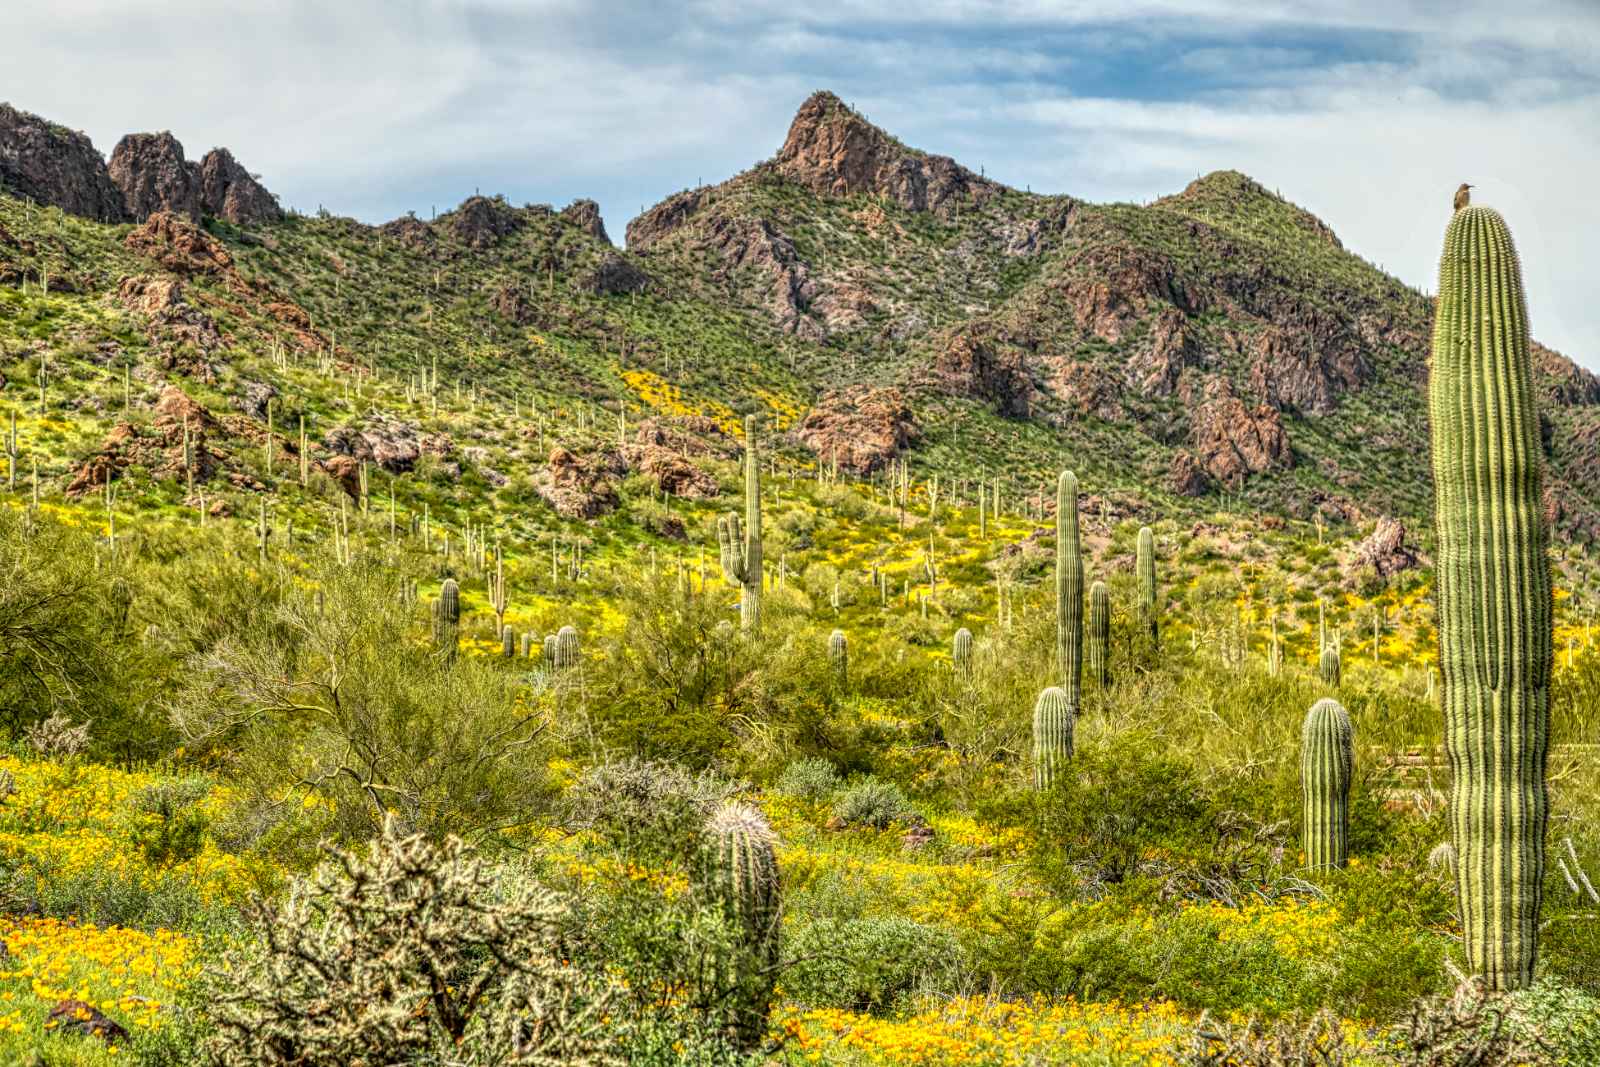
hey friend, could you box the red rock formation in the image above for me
[109,131,200,222]
[561,198,610,244]
[196,147,282,225]
[702,215,819,338]
[792,386,919,475]
[934,324,1032,417]
[1188,377,1292,489]
[536,447,620,519]
[0,103,127,222]
[446,195,521,249]
[1168,450,1210,496]
[124,212,234,275]
[1349,516,1420,577]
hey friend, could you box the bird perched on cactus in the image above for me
[718,415,763,633]
[1429,201,1552,990]
[1453,182,1472,211]
[699,802,781,1051]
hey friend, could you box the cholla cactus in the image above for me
[828,629,848,687]
[952,627,973,676]
[699,802,781,1052]
[25,711,90,759]
[718,416,763,632]
[554,625,580,670]
[1032,686,1074,790]
[206,818,621,1067]
[1301,697,1353,871]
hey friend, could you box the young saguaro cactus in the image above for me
[1087,580,1110,689]
[1032,686,1075,790]
[1429,204,1553,990]
[432,578,461,655]
[1137,526,1158,646]
[952,627,974,676]
[1056,472,1083,707]
[1319,642,1342,687]
[828,629,848,686]
[718,415,764,632]
[553,625,580,670]
[542,633,557,666]
[1301,697,1353,870]
[700,802,782,1051]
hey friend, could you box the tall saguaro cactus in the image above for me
[1429,204,1552,990]
[828,629,848,687]
[1032,686,1075,789]
[1056,472,1083,707]
[1301,697,1353,870]
[1137,526,1158,646]
[701,802,782,1051]
[432,578,460,656]
[719,416,764,632]
[1087,580,1110,688]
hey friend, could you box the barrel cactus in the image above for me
[1136,526,1158,646]
[1429,204,1552,989]
[828,629,848,686]
[1301,697,1353,871]
[1032,686,1075,790]
[1056,472,1083,708]
[554,625,580,670]
[718,415,764,632]
[1087,580,1110,688]
[952,627,973,676]
[700,801,781,1051]
[1319,642,1341,687]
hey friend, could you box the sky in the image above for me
[3,0,1597,362]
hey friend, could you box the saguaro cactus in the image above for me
[1319,642,1342,687]
[1087,580,1110,688]
[952,627,973,676]
[828,629,848,686]
[1429,204,1552,990]
[554,625,580,670]
[718,415,764,632]
[432,578,460,655]
[1137,526,1158,646]
[1032,686,1075,789]
[700,802,781,1051]
[1301,697,1353,870]
[1056,472,1083,706]
[542,633,557,666]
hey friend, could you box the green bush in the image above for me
[774,757,839,804]
[831,776,914,830]
[783,915,964,1013]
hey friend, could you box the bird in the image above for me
[1454,183,1473,211]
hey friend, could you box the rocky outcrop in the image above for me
[810,278,877,333]
[197,147,281,225]
[1536,341,1600,406]
[116,274,184,315]
[704,215,820,338]
[625,188,706,251]
[561,198,610,244]
[535,446,620,519]
[324,413,428,473]
[1349,516,1420,578]
[629,445,719,499]
[1188,377,1292,489]
[933,324,1032,417]
[124,212,234,275]
[1169,450,1210,496]
[1244,317,1368,417]
[0,103,126,222]
[792,386,919,475]
[773,91,999,217]
[583,252,649,296]
[119,273,222,379]
[1128,307,1203,396]
[1049,360,1125,422]
[378,215,436,254]
[491,281,535,324]
[109,132,200,222]
[446,196,521,249]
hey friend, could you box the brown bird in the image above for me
[1454,183,1473,211]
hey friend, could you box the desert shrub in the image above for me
[563,757,736,865]
[783,914,964,1013]
[205,819,622,1066]
[774,757,839,804]
[831,776,914,829]
[129,775,212,867]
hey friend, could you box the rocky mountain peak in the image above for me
[0,103,127,222]
[109,131,200,222]
[1163,169,1342,249]
[197,147,282,226]
[773,89,1000,216]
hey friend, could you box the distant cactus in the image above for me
[554,625,580,670]
[828,629,848,686]
[542,634,557,666]
[1429,841,1458,878]
[520,632,533,659]
[1301,697,1353,870]
[1430,204,1552,990]
[952,627,973,675]
[718,415,763,632]
[699,802,781,1051]
[1319,642,1341,687]
[1087,580,1110,688]
[1136,526,1158,646]
[501,628,514,658]
[1032,686,1075,789]
[432,578,461,655]
[1056,472,1083,709]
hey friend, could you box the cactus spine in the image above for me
[700,802,781,1051]
[1056,472,1083,709]
[1032,686,1075,789]
[1136,526,1158,646]
[1429,204,1552,990]
[952,627,973,676]
[828,629,848,686]
[718,415,763,632]
[1087,580,1110,688]
[1301,697,1353,870]
[1319,642,1341,687]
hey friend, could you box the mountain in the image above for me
[1,90,1597,539]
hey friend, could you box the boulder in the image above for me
[1349,516,1420,578]
[323,413,424,472]
[535,446,619,519]
[933,324,1032,417]
[792,386,919,475]
[47,999,129,1045]
[582,252,649,296]
[1168,449,1210,497]
[446,195,521,249]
